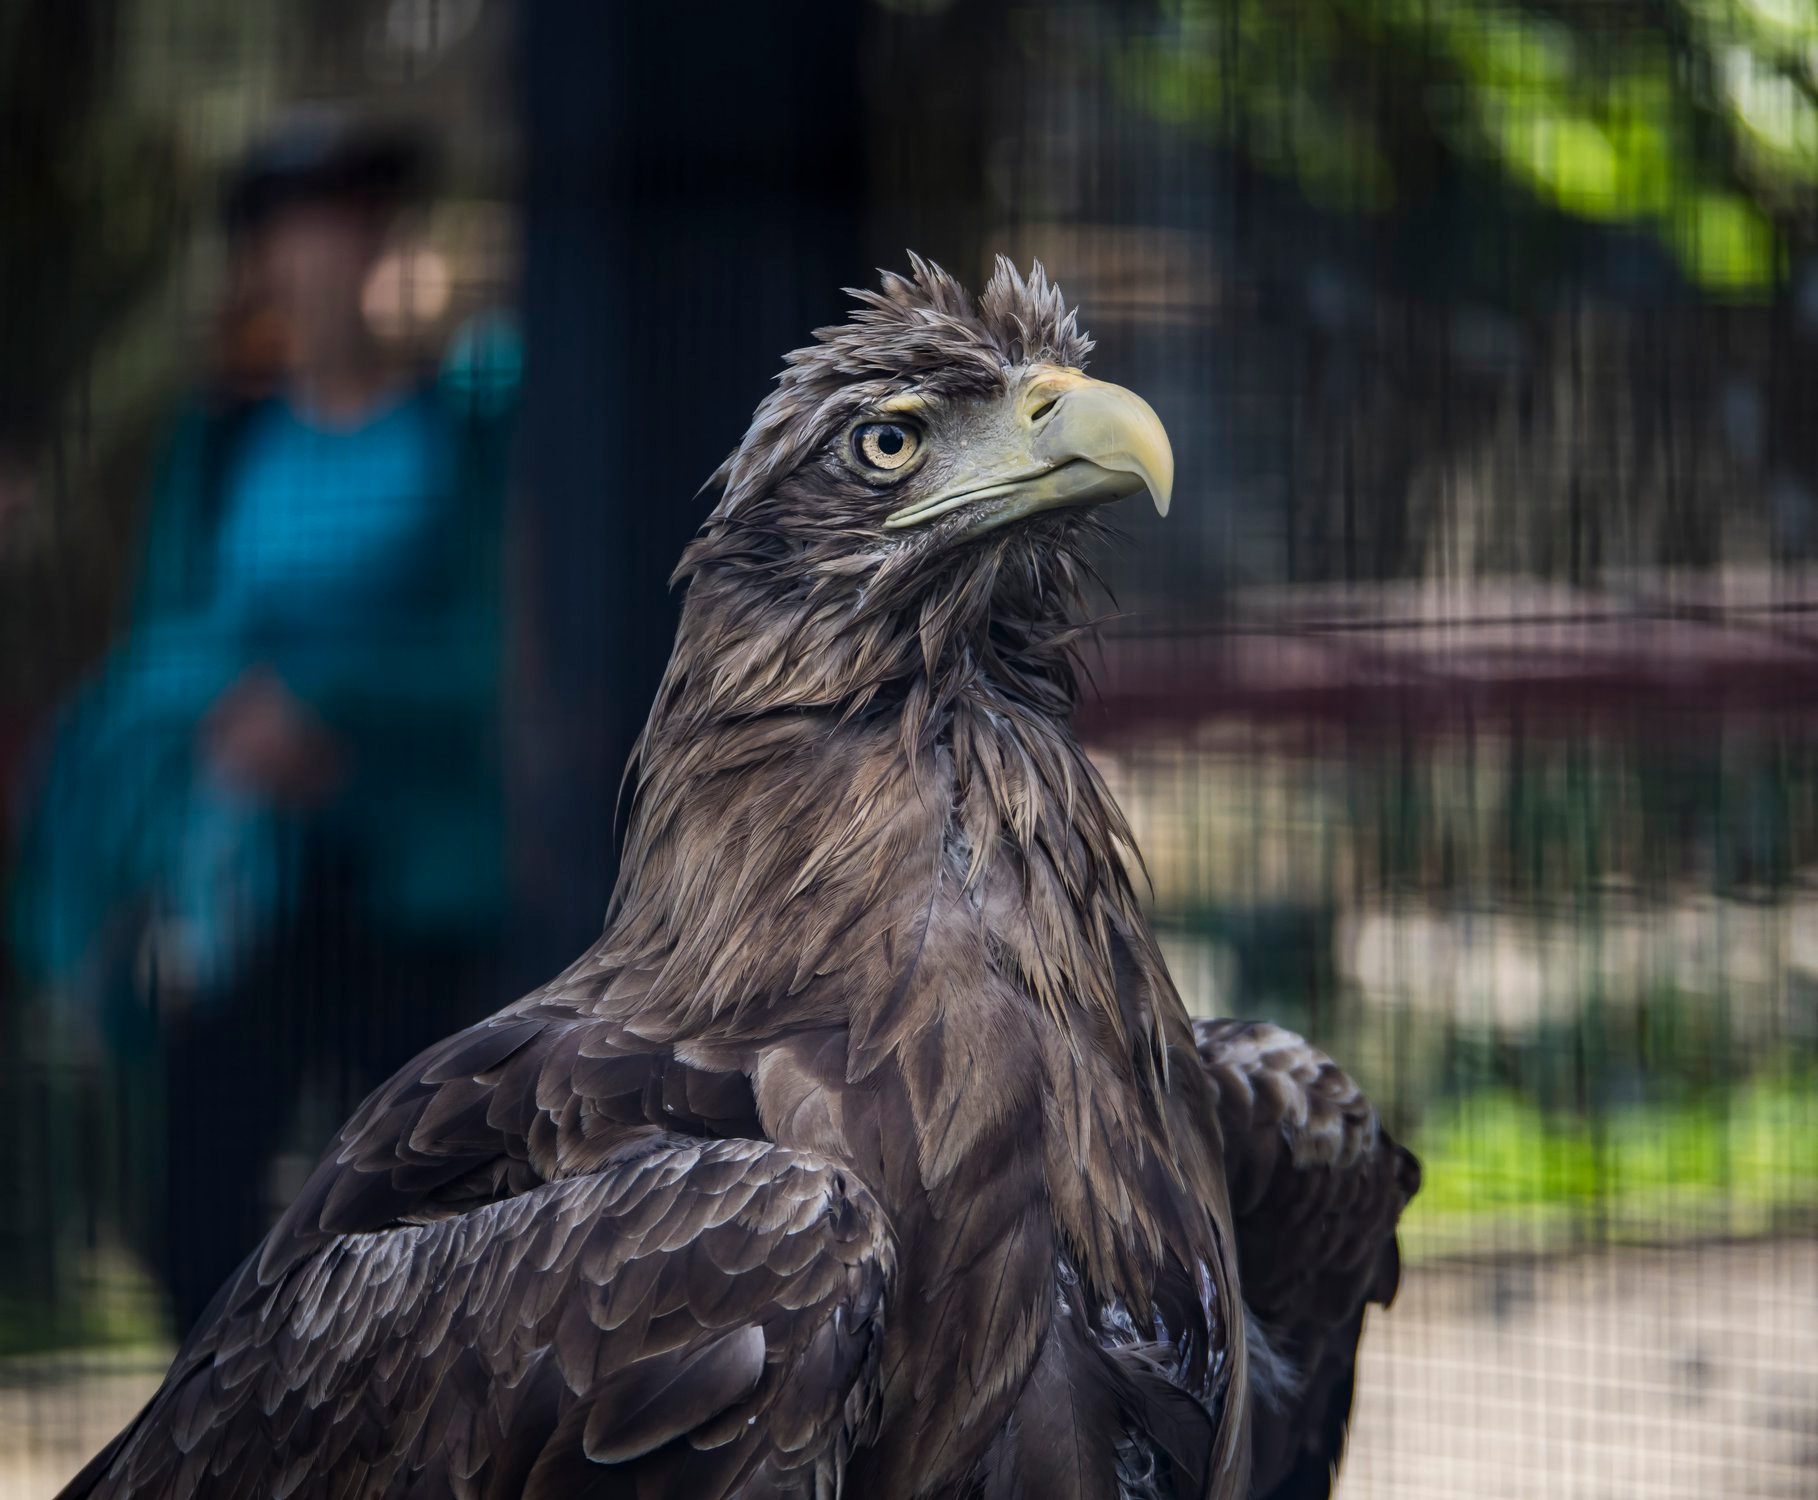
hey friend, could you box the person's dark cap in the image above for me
[224,105,434,236]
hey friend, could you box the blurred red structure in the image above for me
[1083,569,1818,745]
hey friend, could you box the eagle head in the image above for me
[691,256,1172,595]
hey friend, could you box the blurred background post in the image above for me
[2,0,1816,1495]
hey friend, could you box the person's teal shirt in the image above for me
[216,391,450,633]
[11,336,516,1019]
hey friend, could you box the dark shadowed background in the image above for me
[3,1,1816,1494]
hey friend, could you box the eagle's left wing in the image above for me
[60,1136,892,1500]
[1193,1019,1419,1500]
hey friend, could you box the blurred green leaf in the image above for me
[1406,1070,1818,1257]
[1116,0,1808,295]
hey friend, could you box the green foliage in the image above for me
[1405,1069,1818,1257]
[1115,0,1818,295]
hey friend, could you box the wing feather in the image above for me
[63,1139,892,1500]
[1193,1019,1419,1500]
[252,1004,762,1281]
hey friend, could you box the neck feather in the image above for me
[592,532,1170,1081]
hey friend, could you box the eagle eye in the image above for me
[852,421,921,475]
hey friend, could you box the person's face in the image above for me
[253,199,388,336]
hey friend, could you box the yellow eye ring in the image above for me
[852,421,920,473]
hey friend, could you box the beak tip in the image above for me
[1150,466,1173,517]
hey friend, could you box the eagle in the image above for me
[62,258,1417,1500]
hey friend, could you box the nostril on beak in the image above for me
[1027,394,1061,426]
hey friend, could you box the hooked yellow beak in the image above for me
[881,365,1174,535]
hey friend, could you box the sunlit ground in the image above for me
[1345,1238,1818,1500]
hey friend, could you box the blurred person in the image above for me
[8,109,516,1335]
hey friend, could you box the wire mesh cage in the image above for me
[3,1,1817,1495]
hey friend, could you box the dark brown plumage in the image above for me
[62,258,1416,1500]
